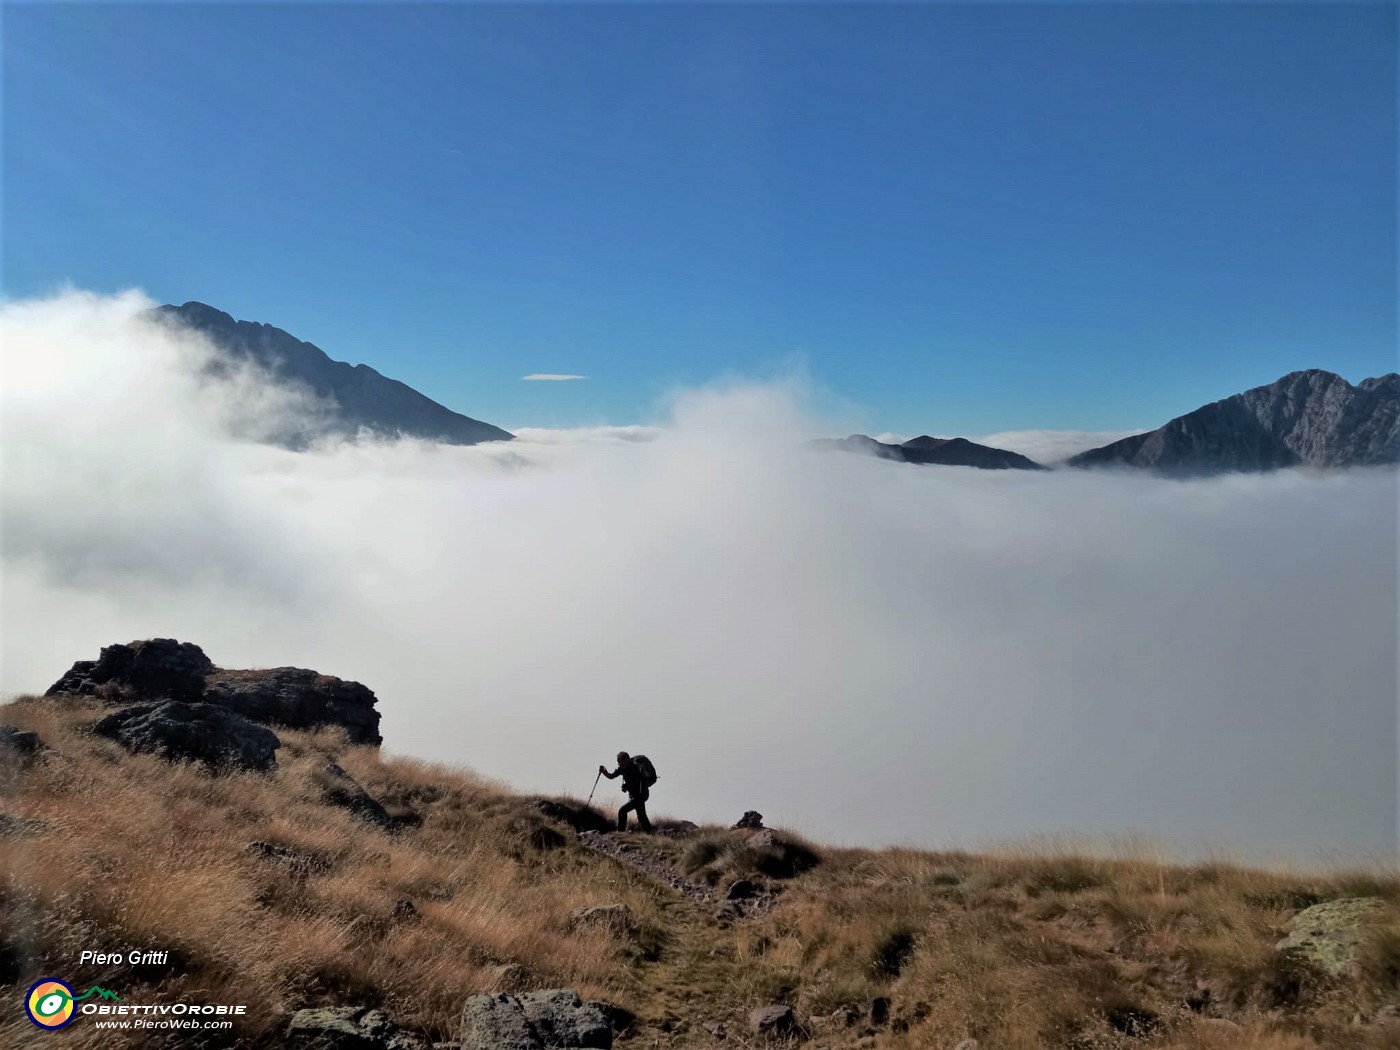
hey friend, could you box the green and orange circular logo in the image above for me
[26,979,77,1029]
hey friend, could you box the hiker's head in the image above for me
[616,751,631,766]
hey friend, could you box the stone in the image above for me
[868,997,891,1027]
[287,1006,429,1049]
[725,879,758,901]
[47,639,213,701]
[732,811,764,829]
[94,701,279,772]
[459,989,611,1049]
[206,668,381,745]
[0,726,42,756]
[1276,897,1388,977]
[748,1005,796,1036]
[319,762,396,830]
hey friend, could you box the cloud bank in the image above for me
[522,373,587,381]
[976,428,1151,464]
[2,291,1395,861]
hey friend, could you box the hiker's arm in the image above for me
[599,766,618,779]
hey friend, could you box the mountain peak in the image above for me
[153,301,512,449]
[1069,370,1398,474]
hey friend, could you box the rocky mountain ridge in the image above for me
[812,434,1046,470]
[154,301,513,449]
[1068,369,1400,474]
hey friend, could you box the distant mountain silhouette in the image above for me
[1068,370,1399,474]
[813,434,1046,470]
[154,302,513,448]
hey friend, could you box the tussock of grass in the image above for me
[3,693,1399,1049]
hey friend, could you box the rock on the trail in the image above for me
[460,989,611,1049]
[749,1004,797,1036]
[318,762,396,830]
[732,811,764,829]
[287,1005,429,1049]
[93,701,280,772]
[1276,897,1388,976]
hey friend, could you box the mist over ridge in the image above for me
[2,289,1395,861]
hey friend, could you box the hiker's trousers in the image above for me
[618,792,652,832]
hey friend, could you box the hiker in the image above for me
[599,751,655,833]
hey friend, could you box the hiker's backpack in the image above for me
[633,754,658,787]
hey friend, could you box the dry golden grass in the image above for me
[2,693,1398,1049]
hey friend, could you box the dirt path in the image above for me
[577,830,715,903]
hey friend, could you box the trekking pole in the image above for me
[585,770,602,808]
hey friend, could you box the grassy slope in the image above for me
[2,695,1398,1049]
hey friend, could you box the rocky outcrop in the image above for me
[205,668,381,746]
[0,726,42,757]
[46,638,213,701]
[460,989,612,1050]
[287,1006,428,1049]
[317,762,396,830]
[154,302,513,449]
[814,434,1046,470]
[1069,370,1400,474]
[1276,897,1388,976]
[46,641,382,745]
[733,811,765,830]
[93,701,280,772]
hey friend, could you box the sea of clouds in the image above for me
[3,290,1395,862]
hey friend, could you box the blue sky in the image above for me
[4,2,1394,434]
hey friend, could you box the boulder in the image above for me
[748,1004,797,1036]
[94,701,280,772]
[732,811,764,829]
[47,639,213,701]
[205,668,381,745]
[287,1006,428,1049]
[0,725,42,756]
[1276,897,1387,976]
[460,989,611,1049]
[318,762,396,830]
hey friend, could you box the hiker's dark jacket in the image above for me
[617,763,648,800]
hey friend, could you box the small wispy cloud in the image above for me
[522,373,587,382]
